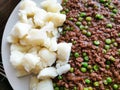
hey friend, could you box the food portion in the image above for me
[53,0,120,90]
[7,0,72,90]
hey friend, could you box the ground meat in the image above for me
[53,0,120,90]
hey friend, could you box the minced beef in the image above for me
[53,0,120,90]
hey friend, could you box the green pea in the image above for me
[102,49,107,54]
[82,62,88,68]
[104,3,109,7]
[106,60,111,65]
[109,56,115,62]
[95,14,104,20]
[84,88,89,90]
[88,87,93,90]
[84,56,89,62]
[84,26,88,30]
[109,5,114,9]
[106,65,110,69]
[82,52,87,57]
[113,84,119,90]
[87,65,92,69]
[73,86,77,90]
[86,31,92,37]
[69,17,74,21]
[112,9,118,14]
[87,22,91,25]
[118,33,120,37]
[82,30,87,35]
[80,12,86,17]
[76,21,81,26]
[93,65,99,71]
[118,49,120,54]
[106,77,112,83]
[53,83,57,87]
[99,0,106,3]
[93,40,100,46]
[111,38,115,43]
[74,52,80,58]
[78,17,83,21]
[105,39,112,45]
[61,31,66,35]
[85,79,91,84]
[103,80,108,85]
[105,45,110,50]
[55,87,59,90]
[110,18,114,22]
[65,8,69,13]
[80,67,87,73]
[110,13,115,17]
[61,11,66,14]
[58,75,62,80]
[64,0,68,2]
[113,42,118,47]
[70,67,74,73]
[72,41,77,44]
[93,82,99,87]
[86,17,92,21]
[65,26,71,31]
[106,23,112,28]
[79,25,85,30]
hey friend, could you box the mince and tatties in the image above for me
[7,0,72,90]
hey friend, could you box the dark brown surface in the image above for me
[0,0,20,90]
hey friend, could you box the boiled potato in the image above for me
[7,35,19,43]
[57,43,72,65]
[39,48,56,67]
[10,22,31,38]
[41,0,62,13]
[49,37,57,51]
[16,68,30,77]
[18,10,28,23]
[10,51,24,69]
[37,67,58,79]
[22,53,40,72]
[20,0,37,17]
[33,8,47,27]
[56,64,71,75]
[25,29,47,46]
[45,12,66,27]
[30,76,39,90]
[10,43,31,52]
[37,79,54,90]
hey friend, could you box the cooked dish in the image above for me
[53,0,120,90]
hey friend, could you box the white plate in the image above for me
[1,0,61,90]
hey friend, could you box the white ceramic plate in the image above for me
[1,0,61,90]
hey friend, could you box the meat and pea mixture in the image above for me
[53,0,120,90]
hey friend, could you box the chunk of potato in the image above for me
[30,76,39,90]
[57,43,72,65]
[37,79,54,90]
[37,67,58,79]
[41,0,62,13]
[10,22,31,38]
[56,64,71,75]
[25,29,48,46]
[39,48,56,67]
[20,0,37,17]
[22,53,40,72]
[33,8,47,27]
[45,12,66,27]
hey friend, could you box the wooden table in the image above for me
[0,0,20,90]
